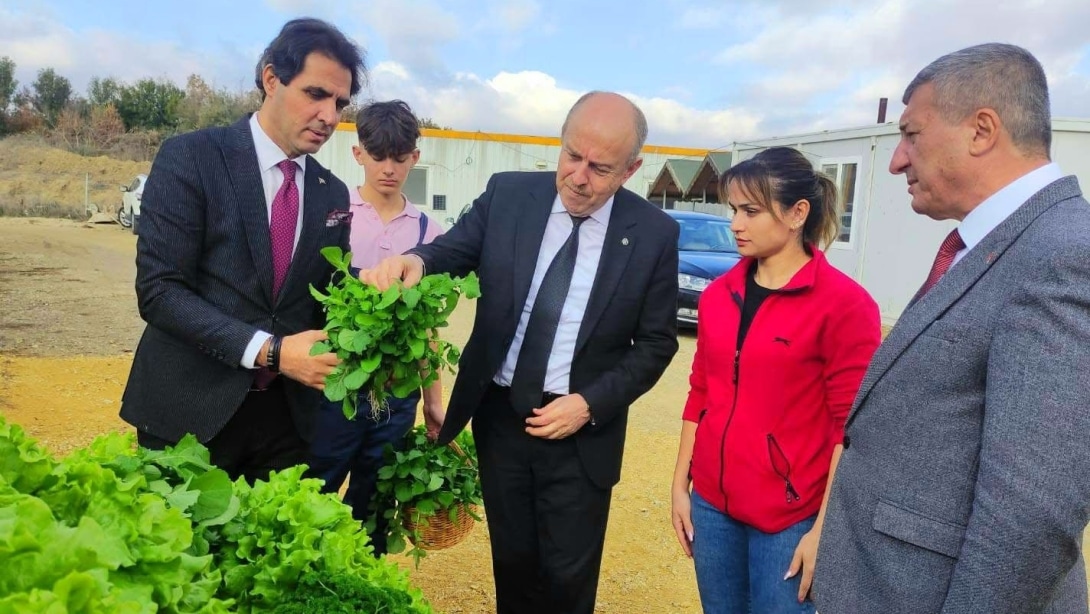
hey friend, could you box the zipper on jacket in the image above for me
[718,351,741,500]
[767,434,801,505]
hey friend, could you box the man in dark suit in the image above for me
[120,18,366,483]
[364,91,680,613]
[813,44,1090,614]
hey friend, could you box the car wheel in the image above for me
[117,205,132,228]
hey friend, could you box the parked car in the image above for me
[665,209,741,328]
[117,174,147,235]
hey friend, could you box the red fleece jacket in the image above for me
[684,249,881,532]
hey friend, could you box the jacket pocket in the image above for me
[872,498,965,558]
[766,434,801,505]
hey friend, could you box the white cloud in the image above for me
[0,7,253,94]
[362,0,461,86]
[709,0,1090,133]
[369,61,762,147]
[2,0,1087,150]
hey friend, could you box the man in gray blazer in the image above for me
[813,43,1090,613]
[120,19,365,482]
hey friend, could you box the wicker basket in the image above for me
[402,439,480,550]
[404,502,480,550]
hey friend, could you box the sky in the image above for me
[2,0,1088,148]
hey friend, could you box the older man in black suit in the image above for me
[120,18,366,482]
[364,91,680,614]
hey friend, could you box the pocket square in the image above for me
[326,210,353,227]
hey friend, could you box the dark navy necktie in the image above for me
[509,214,587,415]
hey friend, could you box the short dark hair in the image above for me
[355,100,421,159]
[720,147,841,249]
[255,18,366,101]
[904,43,1051,157]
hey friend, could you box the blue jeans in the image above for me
[690,490,816,614]
[307,389,420,555]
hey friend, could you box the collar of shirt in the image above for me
[349,188,422,219]
[249,113,307,177]
[958,162,1064,254]
[551,193,615,225]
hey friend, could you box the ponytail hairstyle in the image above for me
[718,146,841,250]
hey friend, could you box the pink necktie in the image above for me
[917,228,965,298]
[271,159,299,297]
[254,160,299,390]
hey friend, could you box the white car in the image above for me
[117,174,147,234]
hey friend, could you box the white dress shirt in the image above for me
[953,162,1064,266]
[241,113,308,368]
[494,194,613,395]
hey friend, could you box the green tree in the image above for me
[30,68,73,126]
[0,57,16,111]
[116,78,184,131]
[88,76,122,107]
[419,117,452,130]
[177,74,255,130]
[0,56,17,134]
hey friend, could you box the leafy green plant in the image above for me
[366,426,484,566]
[310,246,481,419]
[0,415,433,614]
[271,571,431,614]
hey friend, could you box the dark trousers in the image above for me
[306,389,420,555]
[136,378,307,484]
[473,384,613,614]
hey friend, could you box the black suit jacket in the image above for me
[416,171,680,488]
[120,116,351,444]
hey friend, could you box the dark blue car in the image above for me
[665,209,741,328]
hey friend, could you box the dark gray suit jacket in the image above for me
[120,116,351,444]
[814,176,1090,614]
[413,171,680,488]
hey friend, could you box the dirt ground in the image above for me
[0,135,151,217]
[2,218,1087,613]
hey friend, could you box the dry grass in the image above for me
[0,135,151,218]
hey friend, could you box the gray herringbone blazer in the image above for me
[120,116,350,445]
[813,176,1090,614]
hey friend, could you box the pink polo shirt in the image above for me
[348,188,443,269]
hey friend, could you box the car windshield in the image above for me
[677,218,737,253]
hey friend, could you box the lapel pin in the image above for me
[985,252,997,264]
[318,177,326,185]
[621,237,630,246]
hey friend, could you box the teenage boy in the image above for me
[307,100,446,555]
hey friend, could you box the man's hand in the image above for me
[278,330,339,390]
[524,393,591,439]
[359,254,425,291]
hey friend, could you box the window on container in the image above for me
[821,161,860,246]
[404,167,428,207]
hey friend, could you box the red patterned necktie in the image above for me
[270,159,299,297]
[917,228,965,298]
[255,159,299,390]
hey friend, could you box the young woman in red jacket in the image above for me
[671,146,881,613]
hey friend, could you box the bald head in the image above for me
[561,91,648,165]
[554,91,647,216]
